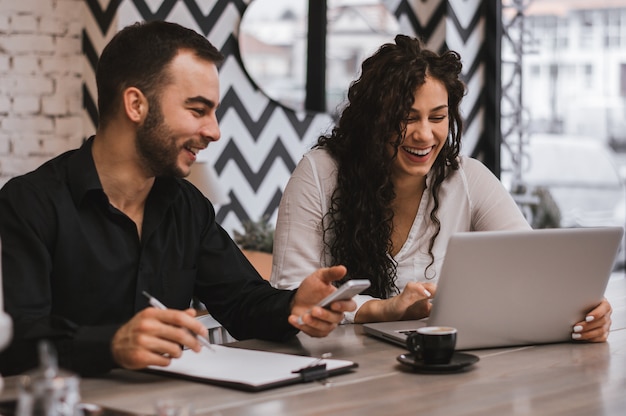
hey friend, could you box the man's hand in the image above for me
[288,265,356,337]
[111,307,209,369]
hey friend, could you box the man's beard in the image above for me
[136,99,186,178]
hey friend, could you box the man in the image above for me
[0,21,355,376]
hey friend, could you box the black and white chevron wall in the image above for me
[82,0,494,235]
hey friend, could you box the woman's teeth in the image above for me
[405,147,431,156]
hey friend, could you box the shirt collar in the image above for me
[67,136,103,207]
[67,136,182,209]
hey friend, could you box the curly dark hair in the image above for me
[316,35,465,298]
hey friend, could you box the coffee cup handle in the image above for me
[406,333,423,360]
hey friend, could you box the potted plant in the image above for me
[234,216,274,280]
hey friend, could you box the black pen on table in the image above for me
[141,290,215,352]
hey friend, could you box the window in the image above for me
[501,1,626,271]
[579,10,595,48]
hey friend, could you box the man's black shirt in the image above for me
[0,137,297,375]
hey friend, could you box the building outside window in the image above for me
[501,0,626,270]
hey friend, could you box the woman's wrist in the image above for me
[354,298,402,323]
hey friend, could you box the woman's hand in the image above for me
[571,298,612,342]
[355,282,436,323]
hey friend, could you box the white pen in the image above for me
[142,290,215,352]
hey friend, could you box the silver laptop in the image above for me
[363,227,623,350]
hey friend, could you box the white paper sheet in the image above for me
[148,344,356,390]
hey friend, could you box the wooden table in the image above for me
[2,277,625,416]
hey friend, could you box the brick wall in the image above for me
[0,0,83,188]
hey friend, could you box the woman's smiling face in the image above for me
[390,76,449,184]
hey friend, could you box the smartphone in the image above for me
[317,279,371,309]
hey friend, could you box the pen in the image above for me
[141,291,215,352]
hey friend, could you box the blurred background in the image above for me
[499,0,626,272]
[238,0,626,272]
[0,0,624,273]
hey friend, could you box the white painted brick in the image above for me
[40,139,70,156]
[10,136,46,157]
[54,36,81,55]
[67,94,81,114]
[1,151,49,176]
[55,115,82,137]
[2,115,54,133]
[4,157,28,177]
[20,135,72,157]
[39,17,66,36]
[10,15,39,33]
[66,135,84,151]
[29,155,52,170]
[1,34,55,54]
[0,35,9,55]
[55,75,82,96]
[68,55,84,74]
[5,137,28,158]
[0,14,10,32]
[0,96,11,113]
[0,0,52,14]
[55,0,85,21]
[58,131,83,146]
[0,77,16,94]
[0,55,10,72]
[0,0,15,13]
[11,55,40,74]
[62,135,79,149]
[0,0,85,182]
[82,112,96,138]
[13,75,54,95]
[40,55,82,74]
[36,156,53,172]
[67,20,83,37]
[0,134,9,154]
[40,56,64,74]
[41,94,68,115]
[12,95,40,113]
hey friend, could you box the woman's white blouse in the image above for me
[271,148,531,322]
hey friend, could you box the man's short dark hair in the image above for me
[95,21,224,128]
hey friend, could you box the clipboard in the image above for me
[146,345,358,392]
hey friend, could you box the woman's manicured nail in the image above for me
[573,325,583,333]
[572,333,582,340]
[585,315,594,322]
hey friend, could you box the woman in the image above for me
[271,35,611,342]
